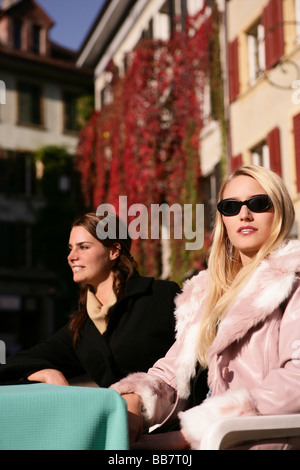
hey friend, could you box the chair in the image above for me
[199,414,300,450]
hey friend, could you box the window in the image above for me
[250,127,282,176]
[18,81,42,126]
[63,92,78,132]
[251,142,270,168]
[179,0,187,30]
[232,1,284,94]
[160,0,174,36]
[14,20,22,50]
[0,151,36,195]
[32,25,41,54]
[159,0,187,36]
[142,18,154,39]
[247,22,265,85]
[99,69,116,108]
[100,84,114,108]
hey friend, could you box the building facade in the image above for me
[77,0,300,242]
[226,0,300,237]
[77,0,226,247]
[0,0,93,354]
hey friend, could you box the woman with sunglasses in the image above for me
[111,165,300,450]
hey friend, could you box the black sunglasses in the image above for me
[217,194,273,216]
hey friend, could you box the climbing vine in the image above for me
[76,3,222,281]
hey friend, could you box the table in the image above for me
[0,383,129,450]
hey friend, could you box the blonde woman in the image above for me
[111,165,300,450]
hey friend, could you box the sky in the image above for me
[32,0,106,51]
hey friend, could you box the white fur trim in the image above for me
[179,388,258,450]
[174,240,300,397]
[110,372,176,428]
[174,322,200,398]
[173,271,209,398]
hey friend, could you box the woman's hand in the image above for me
[122,393,143,446]
[122,393,190,450]
[27,369,70,386]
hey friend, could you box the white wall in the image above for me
[0,71,78,154]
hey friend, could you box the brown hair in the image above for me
[68,212,138,344]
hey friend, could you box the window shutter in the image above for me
[267,127,282,176]
[228,38,239,103]
[293,113,300,193]
[262,0,284,70]
[231,154,243,172]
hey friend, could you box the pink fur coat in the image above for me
[111,240,300,449]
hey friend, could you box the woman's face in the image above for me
[67,226,119,289]
[221,175,275,265]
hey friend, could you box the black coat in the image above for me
[0,276,180,387]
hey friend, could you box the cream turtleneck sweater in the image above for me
[86,289,117,334]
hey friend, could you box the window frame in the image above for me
[247,20,266,86]
[17,80,43,127]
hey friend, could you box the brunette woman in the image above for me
[0,213,180,387]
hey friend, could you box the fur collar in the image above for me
[174,239,300,398]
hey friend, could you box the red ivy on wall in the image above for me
[76,6,215,280]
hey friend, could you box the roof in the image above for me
[0,0,54,27]
[0,44,94,84]
[0,0,93,82]
[76,0,138,69]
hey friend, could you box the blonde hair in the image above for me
[197,165,295,367]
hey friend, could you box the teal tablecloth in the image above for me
[0,383,129,450]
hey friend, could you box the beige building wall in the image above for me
[0,71,79,154]
[228,0,300,237]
